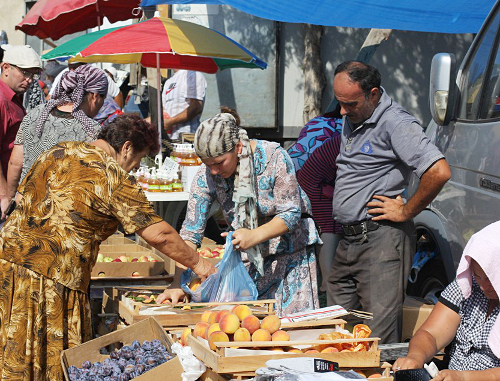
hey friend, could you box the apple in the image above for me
[131,257,139,262]
[198,248,212,258]
[118,255,128,262]
[139,255,149,262]
[98,272,106,277]
[104,256,113,262]
[96,253,104,262]
[112,258,122,262]
[132,271,140,277]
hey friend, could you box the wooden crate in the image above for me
[119,298,276,329]
[188,335,380,374]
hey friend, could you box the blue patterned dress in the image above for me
[180,140,321,316]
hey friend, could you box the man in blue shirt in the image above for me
[328,61,451,343]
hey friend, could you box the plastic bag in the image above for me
[181,232,258,302]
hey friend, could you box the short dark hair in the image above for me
[334,60,381,97]
[98,114,159,157]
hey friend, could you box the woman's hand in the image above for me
[431,370,465,381]
[192,256,217,280]
[156,289,188,304]
[392,356,422,372]
[222,228,261,251]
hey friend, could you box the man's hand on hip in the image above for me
[367,194,409,222]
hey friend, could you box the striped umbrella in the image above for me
[42,17,267,73]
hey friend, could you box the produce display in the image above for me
[306,323,372,353]
[197,245,225,259]
[96,253,159,263]
[67,339,173,380]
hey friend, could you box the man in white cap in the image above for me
[0,45,42,220]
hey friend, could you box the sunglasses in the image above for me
[11,65,40,81]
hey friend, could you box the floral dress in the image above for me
[180,140,321,316]
[0,141,162,380]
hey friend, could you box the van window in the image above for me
[458,7,500,120]
[480,40,500,119]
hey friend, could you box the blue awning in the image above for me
[140,0,496,34]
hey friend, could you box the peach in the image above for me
[233,327,251,342]
[271,330,290,341]
[368,374,383,379]
[180,327,192,346]
[260,315,281,334]
[269,347,284,352]
[208,331,229,351]
[208,312,218,325]
[215,310,230,323]
[252,328,272,342]
[287,348,303,353]
[205,323,221,339]
[219,313,240,334]
[201,310,215,323]
[233,305,253,321]
[321,346,339,353]
[189,278,202,291]
[304,349,320,353]
[241,315,261,334]
[193,322,210,339]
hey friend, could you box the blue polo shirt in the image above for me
[332,88,444,224]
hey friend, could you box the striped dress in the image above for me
[296,133,343,234]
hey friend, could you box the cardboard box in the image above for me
[61,317,184,380]
[402,296,435,342]
[91,251,165,278]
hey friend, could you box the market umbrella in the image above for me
[42,17,267,163]
[16,0,142,41]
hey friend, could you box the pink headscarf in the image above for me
[456,220,500,357]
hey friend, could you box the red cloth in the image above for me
[296,133,342,234]
[0,80,26,177]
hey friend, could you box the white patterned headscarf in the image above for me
[36,64,108,138]
[195,112,264,274]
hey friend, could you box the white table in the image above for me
[144,191,190,229]
[144,191,190,202]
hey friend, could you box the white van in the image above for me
[407,0,500,303]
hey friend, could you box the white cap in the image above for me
[2,45,42,69]
[105,66,117,81]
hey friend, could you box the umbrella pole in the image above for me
[156,53,163,167]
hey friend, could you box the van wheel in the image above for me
[406,227,448,304]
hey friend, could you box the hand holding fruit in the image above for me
[156,288,187,304]
[191,256,217,280]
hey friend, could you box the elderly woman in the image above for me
[0,114,215,380]
[5,64,107,209]
[393,221,500,380]
[157,108,321,316]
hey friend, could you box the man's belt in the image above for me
[341,220,379,236]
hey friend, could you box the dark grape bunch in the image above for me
[67,339,173,380]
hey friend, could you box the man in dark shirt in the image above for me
[0,45,41,220]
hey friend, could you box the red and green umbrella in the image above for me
[42,17,267,73]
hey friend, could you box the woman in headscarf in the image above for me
[0,114,215,380]
[5,64,107,204]
[393,221,500,380]
[157,107,321,316]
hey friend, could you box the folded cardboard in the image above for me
[61,317,183,380]
[402,296,434,342]
[91,251,164,278]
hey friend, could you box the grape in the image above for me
[141,341,152,351]
[81,361,91,369]
[131,340,140,350]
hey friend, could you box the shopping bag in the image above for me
[181,232,258,302]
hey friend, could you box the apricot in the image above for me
[241,314,261,334]
[208,331,229,351]
[304,349,320,353]
[219,313,240,334]
[215,310,230,323]
[233,327,251,342]
[233,305,253,321]
[208,311,217,325]
[201,311,214,323]
[205,323,221,339]
[260,315,281,334]
[271,330,290,342]
[287,348,303,353]
[193,322,210,339]
[180,327,192,346]
[189,278,202,291]
[321,346,339,353]
[368,374,382,379]
[269,347,284,352]
[252,328,272,342]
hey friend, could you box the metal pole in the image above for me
[156,53,163,167]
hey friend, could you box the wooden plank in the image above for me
[188,335,221,371]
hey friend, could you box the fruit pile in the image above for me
[67,339,173,381]
[96,253,159,263]
[197,246,224,259]
[307,323,372,353]
[180,305,289,351]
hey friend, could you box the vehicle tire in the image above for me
[406,227,449,304]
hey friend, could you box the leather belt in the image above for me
[342,220,379,236]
